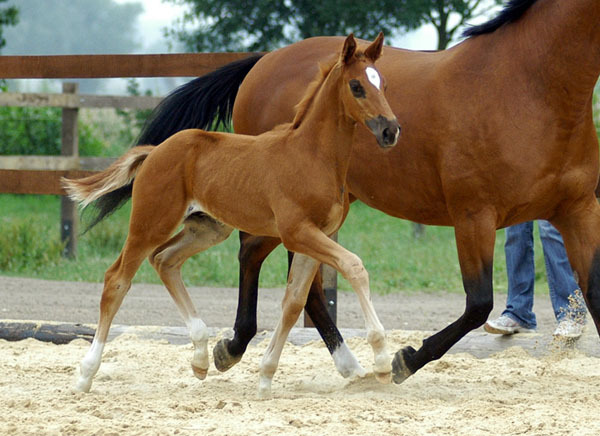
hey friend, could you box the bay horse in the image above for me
[63,33,399,397]
[88,0,600,384]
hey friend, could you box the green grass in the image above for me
[0,194,551,295]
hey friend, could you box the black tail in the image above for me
[86,54,264,229]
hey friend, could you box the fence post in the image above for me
[60,82,79,258]
[304,232,338,326]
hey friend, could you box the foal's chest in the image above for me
[320,201,345,236]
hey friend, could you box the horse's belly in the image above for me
[186,197,279,237]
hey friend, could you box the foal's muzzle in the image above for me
[366,115,400,148]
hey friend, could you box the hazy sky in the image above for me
[114,0,187,52]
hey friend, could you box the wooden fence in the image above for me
[0,82,163,256]
[0,52,337,325]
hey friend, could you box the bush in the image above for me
[0,216,64,272]
[0,106,106,156]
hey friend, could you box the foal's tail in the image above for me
[61,146,154,209]
[85,54,264,228]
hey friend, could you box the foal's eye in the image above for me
[349,79,366,98]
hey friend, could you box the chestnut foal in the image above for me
[63,33,399,398]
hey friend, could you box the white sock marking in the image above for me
[332,342,367,378]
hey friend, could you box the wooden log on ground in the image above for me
[0,321,94,344]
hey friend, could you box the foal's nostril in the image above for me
[383,128,392,143]
[383,126,397,145]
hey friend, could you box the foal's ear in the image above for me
[341,33,357,64]
[365,32,384,62]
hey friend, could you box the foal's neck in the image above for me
[292,66,357,175]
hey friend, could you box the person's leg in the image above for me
[501,221,538,329]
[485,222,537,334]
[538,220,586,327]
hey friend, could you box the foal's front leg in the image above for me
[213,232,365,379]
[258,253,320,399]
[283,226,392,383]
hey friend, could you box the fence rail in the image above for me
[0,91,162,110]
[0,53,258,78]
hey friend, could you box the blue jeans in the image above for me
[502,220,586,329]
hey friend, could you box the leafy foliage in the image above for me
[0,106,105,156]
[0,215,64,272]
[0,0,17,51]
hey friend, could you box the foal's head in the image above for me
[339,32,400,148]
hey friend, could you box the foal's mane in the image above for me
[291,56,341,129]
[462,0,538,37]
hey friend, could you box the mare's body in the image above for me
[229,0,600,381]
[87,0,600,382]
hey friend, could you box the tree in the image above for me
[0,0,18,52]
[420,0,501,49]
[166,0,502,52]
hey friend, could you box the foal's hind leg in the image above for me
[149,214,233,379]
[76,237,159,392]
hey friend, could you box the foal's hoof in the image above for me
[213,339,242,372]
[191,363,208,380]
[75,378,92,393]
[374,371,392,384]
[392,346,416,384]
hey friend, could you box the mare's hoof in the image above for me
[191,363,208,380]
[392,346,416,384]
[213,339,242,372]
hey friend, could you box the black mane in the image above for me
[462,0,539,38]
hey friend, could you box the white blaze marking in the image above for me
[366,67,381,90]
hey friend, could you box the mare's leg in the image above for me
[213,232,281,371]
[258,253,320,398]
[392,210,496,383]
[553,198,600,335]
[282,226,391,382]
[149,213,233,379]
